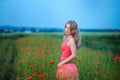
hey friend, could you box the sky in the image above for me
[0,0,120,29]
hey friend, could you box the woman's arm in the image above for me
[57,38,77,68]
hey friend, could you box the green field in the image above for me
[0,32,120,80]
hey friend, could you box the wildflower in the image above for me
[32,74,36,77]
[30,65,33,69]
[115,56,120,61]
[26,48,30,53]
[38,73,46,80]
[31,48,34,51]
[97,66,100,70]
[42,73,46,77]
[41,77,44,80]
[49,61,54,65]
[41,66,44,68]
[115,78,119,80]
[26,76,32,80]
[96,59,99,64]
[38,58,41,61]
[21,73,25,77]
[27,59,30,63]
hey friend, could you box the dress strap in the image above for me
[65,37,72,43]
[64,36,73,43]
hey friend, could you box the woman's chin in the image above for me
[65,33,69,36]
[65,32,69,35]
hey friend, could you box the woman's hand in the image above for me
[57,62,64,68]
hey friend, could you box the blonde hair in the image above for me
[63,20,81,49]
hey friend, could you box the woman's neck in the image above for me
[67,35,73,38]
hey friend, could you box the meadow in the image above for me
[0,32,120,80]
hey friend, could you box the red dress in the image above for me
[56,37,79,80]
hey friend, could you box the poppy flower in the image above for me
[38,58,41,61]
[115,78,119,80]
[49,61,54,65]
[96,59,99,64]
[27,59,30,63]
[41,66,44,68]
[42,73,46,77]
[97,66,100,70]
[29,65,33,69]
[115,56,120,61]
[38,73,46,79]
[21,73,25,77]
[32,74,36,77]
[41,78,44,80]
[26,76,32,80]
[26,48,30,53]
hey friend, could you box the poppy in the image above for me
[21,73,25,77]
[115,56,120,61]
[49,61,54,65]
[30,65,33,69]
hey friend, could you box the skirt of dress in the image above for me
[56,63,79,80]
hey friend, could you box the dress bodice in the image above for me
[61,37,72,60]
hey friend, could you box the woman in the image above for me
[56,20,81,80]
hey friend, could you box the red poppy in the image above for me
[115,78,119,80]
[96,59,99,64]
[38,58,41,61]
[41,78,44,80]
[41,66,44,68]
[27,60,30,63]
[115,56,120,61]
[26,48,30,53]
[31,48,34,51]
[32,74,36,77]
[42,73,46,77]
[21,73,25,77]
[26,76,32,80]
[29,65,33,69]
[49,61,54,65]
[38,73,46,79]
[98,66,100,70]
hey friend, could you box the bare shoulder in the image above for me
[69,38,77,50]
[69,38,75,45]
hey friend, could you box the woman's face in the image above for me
[65,23,71,35]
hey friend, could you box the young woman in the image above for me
[56,20,81,80]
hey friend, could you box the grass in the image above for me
[0,32,120,80]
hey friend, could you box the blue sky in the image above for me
[0,0,120,29]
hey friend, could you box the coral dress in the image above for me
[56,37,79,80]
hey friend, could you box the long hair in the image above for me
[63,20,81,49]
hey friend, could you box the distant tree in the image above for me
[0,29,4,33]
[13,29,18,32]
[4,30,12,33]
[21,27,26,32]
[30,28,36,32]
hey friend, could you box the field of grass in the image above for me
[0,32,120,80]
